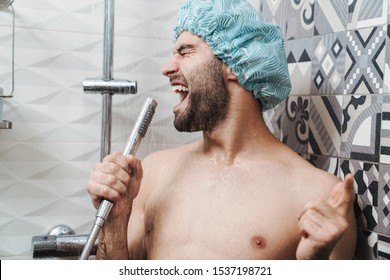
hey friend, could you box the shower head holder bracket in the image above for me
[83,78,137,95]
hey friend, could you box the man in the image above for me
[87,0,356,260]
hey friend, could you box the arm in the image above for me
[296,174,357,260]
[87,152,144,259]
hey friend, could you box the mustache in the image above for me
[169,74,188,85]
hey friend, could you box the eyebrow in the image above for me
[174,44,196,54]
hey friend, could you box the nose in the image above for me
[162,58,179,77]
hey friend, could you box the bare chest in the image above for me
[144,167,301,259]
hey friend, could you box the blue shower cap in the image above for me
[174,0,291,111]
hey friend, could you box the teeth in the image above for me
[173,85,189,93]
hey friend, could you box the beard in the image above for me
[174,57,230,133]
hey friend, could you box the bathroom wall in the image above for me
[0,0,388,260]
[261,0,390,259]
[0,0,200,259]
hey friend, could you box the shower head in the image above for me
[0,0,14,9]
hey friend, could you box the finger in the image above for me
[104,152,129,170]
[299,209,344,243]
[99,161,131,184]
[126,155,144,181]
[298,199,336,221]
[330,174,355,215]
[87,180,120,208]
[299,212,325,240]
[298,209,324,236]
[92,172,128,195]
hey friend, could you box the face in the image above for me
[162,32,230,132]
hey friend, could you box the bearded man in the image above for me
[87,0,356,260]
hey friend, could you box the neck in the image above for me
[201,90,279,166]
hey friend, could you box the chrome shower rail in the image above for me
[83,0,137,160]
[80,0,138,260]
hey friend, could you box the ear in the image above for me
[224,65,238,81]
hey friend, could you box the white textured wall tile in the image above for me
[0,0,195,259]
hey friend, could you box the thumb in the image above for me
[328,173,354,211]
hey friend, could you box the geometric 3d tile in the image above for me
[340,160,379,232]
[260,0,287,36]
[285,0,315,40]
[285,38,312,96]
[307,154,339,176]
[341,95,382,162]
[355,228,378,260]
[384,25,390,94]
[314,0,347,35]
[381,95,390,164]
[378,234,390,260]
[281,96,310,154]
[263,99,284,141]
[378,164,390,236]
[309,96,342,157]
[348,0,388,30]
[344,25,387,95]
[0,0,185,259]
[312,32,346,94]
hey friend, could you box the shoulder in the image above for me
[141,140,202,177]
[142,141,198,165]
[289,156,341,201]
[266,144,340,201]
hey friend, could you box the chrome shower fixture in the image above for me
[80,97,157,260]
[83,78,137,95]
[83,0,138,161]
[0,0,14,9]
[0,94,12,129]
[0,0,15,129]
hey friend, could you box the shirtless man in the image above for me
[87,0,356,260]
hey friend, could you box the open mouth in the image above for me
[173,85,189,102]
[172,84,190,113]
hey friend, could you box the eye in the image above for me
[175,50,190,57]
[180,51,191,57]
[174,44,195,57]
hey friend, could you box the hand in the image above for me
[87,152,143,218]
[296,174,355,260]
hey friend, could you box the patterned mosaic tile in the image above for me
[355,228,378,259]
[285,0,315,40]
[389,0,390,21]
[307,154,339,176]
[263,99,285,141]
[381,95,390,164]
[260,0,287,36]
[348,0,388,30]
[285,38,312,96]
[344,25,387,95]
[309,96,342,157]
[280,96,310,154]
[341,95,382,162]
[384,23,390,94]
[378,164,390,236]
[378,234,390,259]
[314,0,348,35]
[312,32,346,95]
[340,160,379,232]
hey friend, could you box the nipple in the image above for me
[251,235,266,249]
